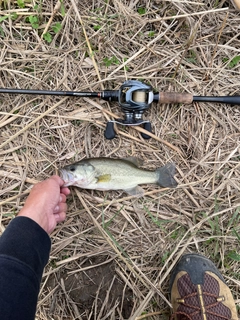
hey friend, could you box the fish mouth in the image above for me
[58,169,73,187]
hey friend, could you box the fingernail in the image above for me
[54,205,59,213]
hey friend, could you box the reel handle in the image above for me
[104,121,152,140]
[104,122,115,139]
[141,122,152,139]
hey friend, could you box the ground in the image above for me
[47,256,133,319]
[0,0,240,319]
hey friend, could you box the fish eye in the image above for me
[70,166,76,172]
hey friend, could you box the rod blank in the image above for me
[1,87,240,106]
[193,96,240,105]
[0,88,99,98]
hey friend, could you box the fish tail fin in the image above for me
[156,163,178,188]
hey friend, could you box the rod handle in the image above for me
[157,92,193,104]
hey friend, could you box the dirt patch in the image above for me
[47,256,133,319]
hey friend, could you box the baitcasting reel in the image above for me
[103,80,158,139]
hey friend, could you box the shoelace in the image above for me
[170,291,231,320]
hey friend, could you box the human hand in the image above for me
[18,175,70,234]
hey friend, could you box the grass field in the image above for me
[0,0,240,319]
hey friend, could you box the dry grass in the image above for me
[0,0,240,319]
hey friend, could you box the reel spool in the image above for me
[104,80,154,139]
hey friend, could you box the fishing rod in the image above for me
[1,80,240,139]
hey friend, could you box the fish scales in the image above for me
[59,157,177,197]
[87,158,158,189]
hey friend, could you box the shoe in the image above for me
[170,253,238,320]
[231,0,240,10]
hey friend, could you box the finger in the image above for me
[53,205,60,214]
[60,187,71,196]
[55,202,67,214]
[50,175,65,186]
[55,210,66,223]
[59,194,66,203]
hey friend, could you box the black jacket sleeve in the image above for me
[0,216,51,320]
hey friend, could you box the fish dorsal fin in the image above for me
[122,157,144,167]
[97,174,111,183]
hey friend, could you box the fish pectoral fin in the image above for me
[97,174,111,183]
[122,156,144,167]
[124,186,145,197]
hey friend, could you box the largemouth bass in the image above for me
[59,157,177,197]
